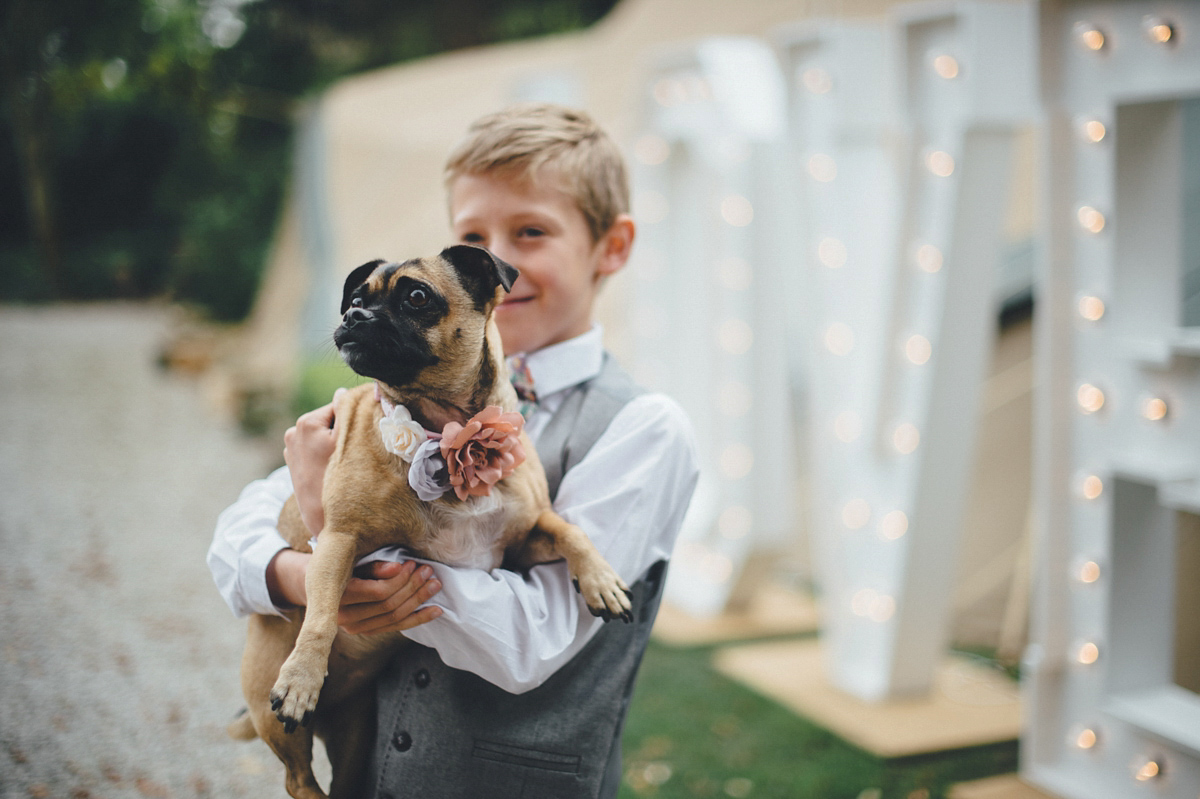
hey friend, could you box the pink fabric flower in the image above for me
[439,406,527,500]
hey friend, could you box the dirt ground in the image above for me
[0,304,323,798]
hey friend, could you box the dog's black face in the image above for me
[333,245,518,391]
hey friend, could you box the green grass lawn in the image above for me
[620,640,1018,799]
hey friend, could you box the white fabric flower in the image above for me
[378,402,427,461]
[408,437,450,501]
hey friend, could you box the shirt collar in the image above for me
[516,324,603,398]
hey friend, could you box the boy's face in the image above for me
[449,171,632,356]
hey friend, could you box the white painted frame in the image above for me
[1024,2,1200,797]
[774,1,1035,700]
[627,38,798,618]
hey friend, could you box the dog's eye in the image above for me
[350,297,363,308]
[408,288,429,308]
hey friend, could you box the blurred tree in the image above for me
[0,0,617,319]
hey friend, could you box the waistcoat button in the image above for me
[414,668,430,688]
[392,731,413,752]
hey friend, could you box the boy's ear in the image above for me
[341,259,385,315]
[439,245,520,309]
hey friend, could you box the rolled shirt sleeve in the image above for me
[399,393,699,693]
[208,465,294,618]
[207,394,699,694]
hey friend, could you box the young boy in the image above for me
[209,103,698,798]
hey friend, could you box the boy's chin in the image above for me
[496,320,545,357]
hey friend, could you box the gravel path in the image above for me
[0,304,319,799]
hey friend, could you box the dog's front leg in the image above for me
[270,531,357,732]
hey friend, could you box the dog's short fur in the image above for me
[234,245,633,799]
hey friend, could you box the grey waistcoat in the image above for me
[368,355,666,799]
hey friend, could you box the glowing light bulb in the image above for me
[718,319,753,354]
[818,237,848,269]
[842,499,871,530]
[1077,383,1105,414]
[704,552,734,583]
[1078,206,1105,233]
[824,323,854,356]
[634,134,670,165]
[1079,561,1101,583]
[1076,727,1098,749]
[1082,475,1104,500]
[905,334,932,365]
[932,54,959,79]
[1078,295,1105,321]
[893,423,920,454]
[808,153,837,182]
[721,195,754,227]
[1143,17,1174,44]
[719,444,754,479]
[1142,397,1167,421]
[802,67,833,94]
[926,150,955,177]
[916,244,943,273]
[1075,22,1106,51]
[1083,120,1106,143]
[868,594,895,623]
[833,411,862,443]
[851,589,874,616]
[718,505,752,540]
[1133,757,1162,781]
[1077,641,1100,665]
[880,510,908,540]
[653,78,686,107]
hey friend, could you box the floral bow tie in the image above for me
[507,354,538,419]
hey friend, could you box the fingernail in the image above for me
[419,565,432,579]
[428,579,441,594]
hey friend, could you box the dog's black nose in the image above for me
[343,307,372,327]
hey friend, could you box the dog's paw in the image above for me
[575,562,634,624]
[269,657,326,734]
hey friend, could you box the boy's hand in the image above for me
[338,561,443,635]
[284,388,346,536]
[266,554,443,634]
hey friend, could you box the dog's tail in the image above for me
[226,707,259,741]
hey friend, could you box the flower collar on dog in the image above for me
[375,384,526,501]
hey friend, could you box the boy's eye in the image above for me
[520,227,544,237]
[407,287,429,308]
[461,233,485,243]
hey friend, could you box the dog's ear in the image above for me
[439,245,520,309]
[341,259,385,315]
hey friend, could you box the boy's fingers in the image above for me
[341,561,436,609]
[341,599,443,636]
[356,560,404,580]
[341,561,416,605]
[338,574,442,631]
[300,402,337,430]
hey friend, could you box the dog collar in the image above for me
[373,383,526,502]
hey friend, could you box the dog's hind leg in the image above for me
[243,614,327,799]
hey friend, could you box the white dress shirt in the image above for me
[207,325,699,693]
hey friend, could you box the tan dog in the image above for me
[234,245,634,799]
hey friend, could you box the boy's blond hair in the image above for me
[444,103,630,243]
